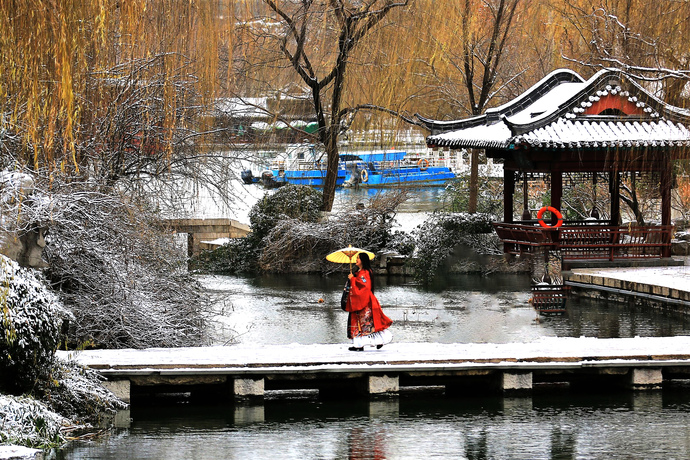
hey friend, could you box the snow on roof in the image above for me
[506,82,585,125]
[516,118,690,149]
[429,121,513,149]
[485,68,585,116]
[214,97,268,118]
[426,69,690,150]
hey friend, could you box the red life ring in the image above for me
[417,159,429,171]
[537,206,563,228]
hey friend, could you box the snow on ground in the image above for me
[0,446,44,460]
[570,263,690,290]
[58,336,690,371]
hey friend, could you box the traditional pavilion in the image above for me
[418,68,690,265]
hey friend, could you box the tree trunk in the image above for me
[321,130,340,212]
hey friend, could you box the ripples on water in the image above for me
[204,273,690,346]
[59,390,690,459]
[58,273,690,459]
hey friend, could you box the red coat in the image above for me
[345,269,392,338]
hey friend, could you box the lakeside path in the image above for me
[60,337,690,400]
[565,263,690,305]
[59,337,690,370]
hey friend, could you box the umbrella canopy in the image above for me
[326,245,375,271]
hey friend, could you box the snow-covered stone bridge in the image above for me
[59,336,690,404]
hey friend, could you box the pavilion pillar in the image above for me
[661,155,673,257]
[504,169,515,223]
[610,172,621,225]
[551,171,563,225]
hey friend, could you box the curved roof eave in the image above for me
[416,69,585,133]
[504,69,690,136]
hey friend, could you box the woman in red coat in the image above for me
[345,252,392,351]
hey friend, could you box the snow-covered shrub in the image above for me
[258,191,408,273]
[0,395,66,448]
[410,212,498,283]
[195,185,324,274]
[193,236,258,274]
[387,230,416,256]
[34,359,127,426]
[38,180,208,349]
[0,255,63,394]
[249,184,323,242]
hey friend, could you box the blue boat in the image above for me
[258,145,455,188]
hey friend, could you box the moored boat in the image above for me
[261,144,456,188]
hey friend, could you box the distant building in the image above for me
[212,94,317,143]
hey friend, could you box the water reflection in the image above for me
[59,391,690,459]
[203,273,690,347]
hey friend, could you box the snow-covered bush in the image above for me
[40,183,208,349]
[0,395,66,448]
[249,184,323,242]
[197,187,407,274]
[258,191,408,273]
[195,185,324,274]
[34,359,127,426]
[410,212,498,284]
[0,255,64,394]
[0,361,127,449]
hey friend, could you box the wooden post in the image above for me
[187,233,195,258]
[469,149,479,213]
[504,169,515,223]
[610,171,621,226]
[522,172,531,220]
[551,171,563,226]
[660,155,673,258]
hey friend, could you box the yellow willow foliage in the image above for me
[230,0,690,139]
[551,0,690,69]
[0,0,229,171]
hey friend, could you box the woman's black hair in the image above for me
[358,252,375,293]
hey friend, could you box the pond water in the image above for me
[204,273,690,347]
[57,175,690,459]
[58,389,690,459]
[57,273,690,459]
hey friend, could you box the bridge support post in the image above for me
[102,379,131,404]
[629,368,662,390]
[501,372,532,392]
[368,374,399,395]
[233,377,265,399]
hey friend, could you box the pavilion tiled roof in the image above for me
[419,69,690,150]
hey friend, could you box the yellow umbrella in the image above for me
[326,245,375,272]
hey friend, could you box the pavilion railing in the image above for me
[493,222,674,261]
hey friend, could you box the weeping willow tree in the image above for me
[0,0,230,182]
[549,0,690,221]
[552,0,690,105]
[0,1,234,349]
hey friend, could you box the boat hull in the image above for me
[271,169,347,187]
[357,166,454,186]
[270,166,454,187]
